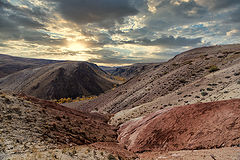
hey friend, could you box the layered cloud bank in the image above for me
[0,0,239,65]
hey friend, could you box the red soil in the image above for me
[118,99,240,153]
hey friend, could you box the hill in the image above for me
[0,54,61,78]
[0,61,117,100]
[68,44,240,117]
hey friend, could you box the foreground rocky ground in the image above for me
[5,146,240,160]
[1,92,240,160]
[0,92,118,159]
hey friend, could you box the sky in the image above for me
[0,0,240,66]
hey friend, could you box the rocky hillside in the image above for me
[110,55,240,126]
[0,92,117,157]
[0,62,117,100]
[0,54,61,78]
[118,99,240,153]
[71,44,240,115]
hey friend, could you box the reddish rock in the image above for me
[118,99,240,153]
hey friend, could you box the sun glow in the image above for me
[61,41,88,52]
[67,42,87,51]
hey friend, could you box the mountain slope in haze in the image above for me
[0,92,117,156]
[0,61,116,100]
[99,66,119,74]
[69,44,240,115]
[0,54,61,78]
[111,63,163,79]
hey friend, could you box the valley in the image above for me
[1,44,240,160]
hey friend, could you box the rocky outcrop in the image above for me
[118,99,240,153]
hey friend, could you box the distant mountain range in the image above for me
[100,63,163,80]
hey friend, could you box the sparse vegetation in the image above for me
[209,65,220,73]
[112,76,126,82]
[201,92,208,96]
[207,88,214,91]
[54,95,97,104]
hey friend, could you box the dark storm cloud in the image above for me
[122,35,202,47]
[0,0,48,22]
[8,14,44,28]
[211,0,240,10]
[51,0,139,27]
[196,0,240,10]
[229,6,240,23]
[158,0,206,18]
[142,0,208,32]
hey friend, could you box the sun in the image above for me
[67,42,87,52]
[62,41,87,52]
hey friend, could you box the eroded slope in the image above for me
[118,99,240,153]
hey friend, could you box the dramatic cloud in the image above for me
[195,0,240,10]
[88,50,166,65]
[52,0,138,27]
[229,6,240,23]
[123,35,202,47]
[0,0,239,66]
